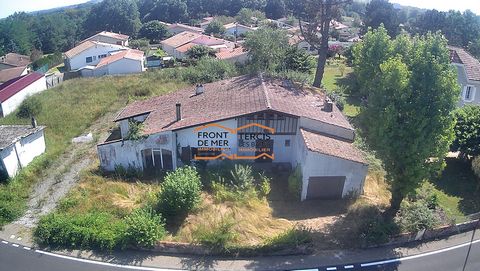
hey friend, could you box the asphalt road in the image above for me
[0,239,478,271]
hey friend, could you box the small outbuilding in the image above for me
[0,124,46,180]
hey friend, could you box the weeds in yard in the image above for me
[192,214,237,251]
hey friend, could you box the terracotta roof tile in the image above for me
[115,75,353,135]
[449,46,480,81]
[0,66,27,83]
[96,49,144,68]
[0,53,31,67]
[300,129,367,164]
[215,47,247,60]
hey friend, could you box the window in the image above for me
[285,139,291,147]
[463,85,476,102]
[86,56,93,63]
[142,148,173,172]
[98,54,107,59]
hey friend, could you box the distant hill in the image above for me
[30,0,102,16]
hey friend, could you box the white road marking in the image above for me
[23,247,31,251]
[344,265,354,269]
[361,238,480,267]
[11,244,19,247]
[326,267,337,271]
[291,269,318,271]
[1,241,8,244]
[34,249,185,271]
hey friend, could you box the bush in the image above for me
[258,172,271,198]
[229,164,254,190]
[17,95,42,118]
[288,165,302,199]
[263,227,312,249]
[157,166,202,217]
[396,201,440,232]
[193,215,237,251]
[34,212,127,250]
[451,106,480,157]
[124,207,166,248]
[211,181,257,203]
[181,57,237,84]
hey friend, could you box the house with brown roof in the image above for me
[0,66,28,84]
[97,75,368,200]
[80,49,146,77]
[82,31,130,47]
[0,72,46,117]
[64,41,129,71]
[449,46,480,106]
[0,53,31,71]
[167,23,203,35]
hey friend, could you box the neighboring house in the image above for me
[223,23,256,37]
[0,124,46,179]
[167,23,203,35]
[0,53,31,71]
[97,75,368,201]
[0,66,28,84]
[82,31,129,47]
[199,17,215,29]
[0,72,46,117]
[80,49,146,77]
[161,31,235,60]
[289,34,316,54]
[449,46,480,106]
[64,41,129,71]
[215,46,248,64]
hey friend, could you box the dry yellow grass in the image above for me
[171,194,292,246]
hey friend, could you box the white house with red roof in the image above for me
[80,49,146,77]
[82,31,130,47]
[97,75,368,200]
[64,41,129,71]
[0,72,46,118]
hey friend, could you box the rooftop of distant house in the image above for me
[0,125,46,150]
[168,23,203,33]
[96,49,144,68]
[0,53,31,68]
[0,66,28,83]
[64,40,127,59]
[215,46,247,60]
[83,31,129,43]
[449,45,480,81]
[0,72,44,103]
[114,75,353,136]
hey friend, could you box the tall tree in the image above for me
[204,20,227,36]
[244,27,289,71]
[353,27,460,217]
[84,0,141,37]
[363,0,398,37]
[265,0,286,19]
[138,20,169,43]
[293,0,351,87]
[143,0,189,23]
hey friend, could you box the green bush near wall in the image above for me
[288,165,302,199]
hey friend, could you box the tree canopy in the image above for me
[138,20,169,43]
[354,26,460,217]
[265,0,286,19]
[84,0,141,37]
[204,20,226,36]
[451,106,480,157]
[363,0,398,37]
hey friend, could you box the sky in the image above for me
[0,0,479,19]
[390,0,480,14]
[0,0,90,18]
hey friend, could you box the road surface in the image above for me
[0,238,478,271]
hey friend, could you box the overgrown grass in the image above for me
[0,69,189,226]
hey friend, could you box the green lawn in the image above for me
[0,70,188,226]
[426,158,480,222]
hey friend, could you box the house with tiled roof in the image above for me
[0,72,46,117]
[223,23,257,37]
[0,66,28,84]
[82,31,130,47]
[97,75,368,201]
[64,40,129,71]
[167,23,203,35]
[449,46,480,106]
[215,46,248,64]
[80,49,146,77]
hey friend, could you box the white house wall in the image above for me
[93,58,145,77]
[68,44,127,71]
[0,130,46,177]
[454,64,480,106]
[0,76,46,117]
[97,131,175,171]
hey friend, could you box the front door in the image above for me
[255,139,273,162]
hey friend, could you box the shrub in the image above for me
[182,57,237,84]
[17,95,42,118]
[288,165,302,199]
[451,106,480,157]
[34,212,127,250]
[263,227,312,250]
[258,172,271,198]
[359,215,398,245]
[124,121,146,141]
[157,166,202,217]
[124,207,166,248]
[396,201,440,233]
[193,215,237,251]
[229,164,254,190]
[0,169,8,183]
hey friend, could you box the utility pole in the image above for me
[462,218,480,271]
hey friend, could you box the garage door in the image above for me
[306,176,346,200]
